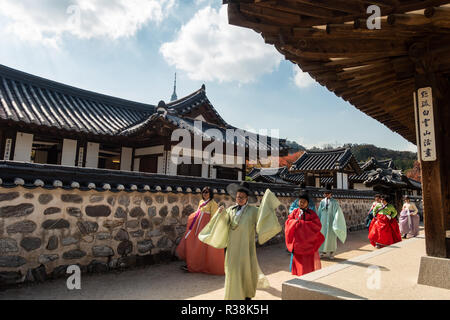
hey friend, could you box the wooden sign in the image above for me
[415,87,437,161]
[3,138,12,160]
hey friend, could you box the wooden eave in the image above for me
[224,0,450,144]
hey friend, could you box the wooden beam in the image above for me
[259,0,343,19]
[417,74,450,258]
[295,0,362,14]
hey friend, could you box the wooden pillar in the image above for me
[85,142,99,168]
[415,73,450,258]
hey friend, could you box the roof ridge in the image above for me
[166,86,206,108]
[305,147,348,154]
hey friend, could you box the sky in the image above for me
[0,0,417,152]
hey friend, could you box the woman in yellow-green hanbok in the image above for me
[199,182,282,300]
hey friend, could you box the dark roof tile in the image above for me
[291,148,361,174]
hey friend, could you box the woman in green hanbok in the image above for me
[317,185,347,259]
[199,182,282,300]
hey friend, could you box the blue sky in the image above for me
[0,0,417,152]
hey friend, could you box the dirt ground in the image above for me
[0,228,385,300]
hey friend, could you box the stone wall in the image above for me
[0,186,372,285]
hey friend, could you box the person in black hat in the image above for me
[285,190,325,276]
[198,181,282,300]
[317,184,347,259]
[289,183,316,214]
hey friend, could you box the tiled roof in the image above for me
[0,64,287,152]
[0,161,376,199]
[282,172,305,184]
[349,171,370,183]
[364,168,421,190]
[360,158,396,171]
[350,158,396,183]
[0,64,152,136]
[0,161,298,196]
[247,166,332,186]
[247,167,291,184]
[167,85,229,128]
[290,148,362,174]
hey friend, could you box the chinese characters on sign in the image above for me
[416,87,437,161]
[3,138,12,160]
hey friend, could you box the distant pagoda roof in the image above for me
[364,168,421,190]
[350,157,396,183]
[290,148,362,174]
[247,167,291,184]
[247,166,332,185]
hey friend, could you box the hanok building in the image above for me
[0,64,287,181]
[289,148,362,189]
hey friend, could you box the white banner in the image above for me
[416,87,437,162]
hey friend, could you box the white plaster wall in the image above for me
[13,132,33,162]
[85,142,99,168]
[61,139,77,166]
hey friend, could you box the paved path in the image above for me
[0,228,391,300]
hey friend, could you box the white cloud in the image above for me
[292,65,316,89]
[0,0,175,47]
[160,5,283,84]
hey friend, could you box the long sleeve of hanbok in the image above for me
[332,203,347,244]
[285,213,298,253]
[198,208,230,249]
[389,206,398,219]
[317,201,324,220]
[208,200,219,218]
[256,189,282,245]
[409,203,418,215]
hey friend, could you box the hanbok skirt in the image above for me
[399,212,420,237]
[368,214,402,248]
[291,251,321,276]
[176,211,225,275]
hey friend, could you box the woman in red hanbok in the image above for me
[285,191,325,276]
[368,194,402,248]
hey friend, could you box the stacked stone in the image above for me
[339,198,373,231]
[0,186,370,286]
